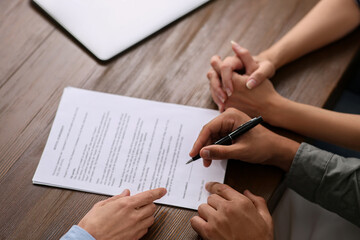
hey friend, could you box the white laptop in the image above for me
[33,0,210,61]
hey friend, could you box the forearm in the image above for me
[259,0,360,69]
[286,143,360,227]
[266,96,360,151]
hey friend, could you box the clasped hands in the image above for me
[208,41,277,118]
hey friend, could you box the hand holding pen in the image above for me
[188,108,299,169]
[187,115,263,164]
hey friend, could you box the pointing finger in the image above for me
[131,188,167,208]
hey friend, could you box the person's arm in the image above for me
[208,0,360,99]
[61,188,167,240]
[221,73,360,151]
[210,49,360,151]
[287,142,360,227]
[267,93,360,151]
[246,0,360,88]
[260,0,360,70]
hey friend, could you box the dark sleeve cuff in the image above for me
[285,142,331,202]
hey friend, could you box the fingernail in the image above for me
[120,189,129,196]
[218,94,225,103]
[204,159,212,168]
[230,40,238,47]
[202,149,210,159]
[231,41,243,51]
[216,103,221,110]
[246,79,257,89]
[225,88,232,97]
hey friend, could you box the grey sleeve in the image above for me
[285,142,360,227]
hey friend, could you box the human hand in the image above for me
[208,42,275,112]
[189,108,299,171]
[223,74,283,124]
[191,182,273,240]
[207,54,243,112]
[231,41,276,90]
[78,188,167,240]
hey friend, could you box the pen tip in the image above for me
[186,159,193,164]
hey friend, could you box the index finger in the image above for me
[205,182,241,200]
[130,188,167,208]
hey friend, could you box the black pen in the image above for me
[186,116,263,164]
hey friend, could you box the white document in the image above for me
[33,87,227,210]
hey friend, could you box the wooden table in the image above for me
[1,0,359,239]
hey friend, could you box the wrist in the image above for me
[78,221,96,239]
[261,93,288,127]
[268,135,300,172]
[257,49,280,70]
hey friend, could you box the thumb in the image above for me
[246,63,274,89]
[200,144,242,160]
[244,190,272,226]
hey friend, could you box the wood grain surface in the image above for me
[0,0,359,239]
